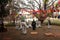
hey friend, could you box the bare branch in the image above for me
[47,0,57,9]
[19,1,27,6]
[47,0,53,5]
[34,0,40,5]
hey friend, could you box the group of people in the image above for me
[15,18,38,34]
[15,15,51,34]
[15,15,41,34]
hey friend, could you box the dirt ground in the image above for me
[0,25,60,40]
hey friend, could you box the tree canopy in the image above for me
[12,0,58,23]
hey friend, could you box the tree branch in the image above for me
[47,0,57,9]
[34,0,39,5]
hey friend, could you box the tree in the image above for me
[0,0,9,32]
[13,0,57,24]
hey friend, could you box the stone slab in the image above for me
[31,32,38,35]
[44,33,54,37]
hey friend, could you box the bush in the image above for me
[44,18,60,26]
[5,22,15,27]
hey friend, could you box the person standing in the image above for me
[21,22,27,34]
[15,17,20,30]
[48,17,51,28]
[32,19,36,30]
[20,15,27,34]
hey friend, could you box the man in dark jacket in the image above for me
[32,19,36,30]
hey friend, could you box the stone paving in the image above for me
[0,25,60,40]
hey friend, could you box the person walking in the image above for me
[31,19,36,30]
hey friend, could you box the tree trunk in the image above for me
[0,16,7,32]
[40,20,44,24]
[13,18,15,26]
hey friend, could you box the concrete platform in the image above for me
[44,33,54,37]
[31,32,38,35]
